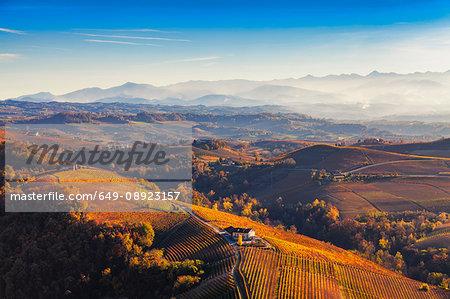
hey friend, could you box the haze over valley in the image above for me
[8,70,450,121]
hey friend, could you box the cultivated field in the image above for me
[158,216,235,263]
[250,143,450,217]
[192,206,448,298]
[275,144,420,172]
[194,206,395,273]
[351,159,450,175]
[321,177,450,216]
[239,247,448,299]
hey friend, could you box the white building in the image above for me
[225,226,256,240]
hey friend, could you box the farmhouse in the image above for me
[224,226,256,240]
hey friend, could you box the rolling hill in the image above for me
[274,144,429,172]
[16,168,179,212]
[363,138,450,158]
[321,177,450,216]
[192,206,448,298]
[193,146,256,162]
[253,144,450,216]
[7,70,450,121]
[86,206,449,298]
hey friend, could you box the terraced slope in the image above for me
[194,206,390,272]
[239,247,447,299]
[88,208,449,298]
[159,216,235,263]
[193,206,449,298]
[90,211,240,298]
[177,273,239,299]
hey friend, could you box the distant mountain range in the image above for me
[6,70,450,121]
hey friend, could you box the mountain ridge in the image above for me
[5,70,450,121]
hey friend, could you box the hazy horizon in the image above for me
[4,69,450,99]
[4,69,450,121]
[1,0,450,99]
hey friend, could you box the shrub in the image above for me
[174,275,201,293]
[420,283,429,292]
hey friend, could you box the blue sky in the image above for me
[1,0,450,98]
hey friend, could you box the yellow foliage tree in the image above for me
[223,201,233,212]
[237,234,243,246]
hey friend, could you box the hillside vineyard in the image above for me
[3,1,450,298]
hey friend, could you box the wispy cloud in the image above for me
[75,28,179,33]
[0,27,25,34]
[26,45,71,52]
[121,28,179,33]
[0,53,21,62]
[150,56,221,66]
[84,39,158,46]
[77,33,189,42]
[203,61,219,67]
[180,56,220,62]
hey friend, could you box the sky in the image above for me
[1,0,450,99]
